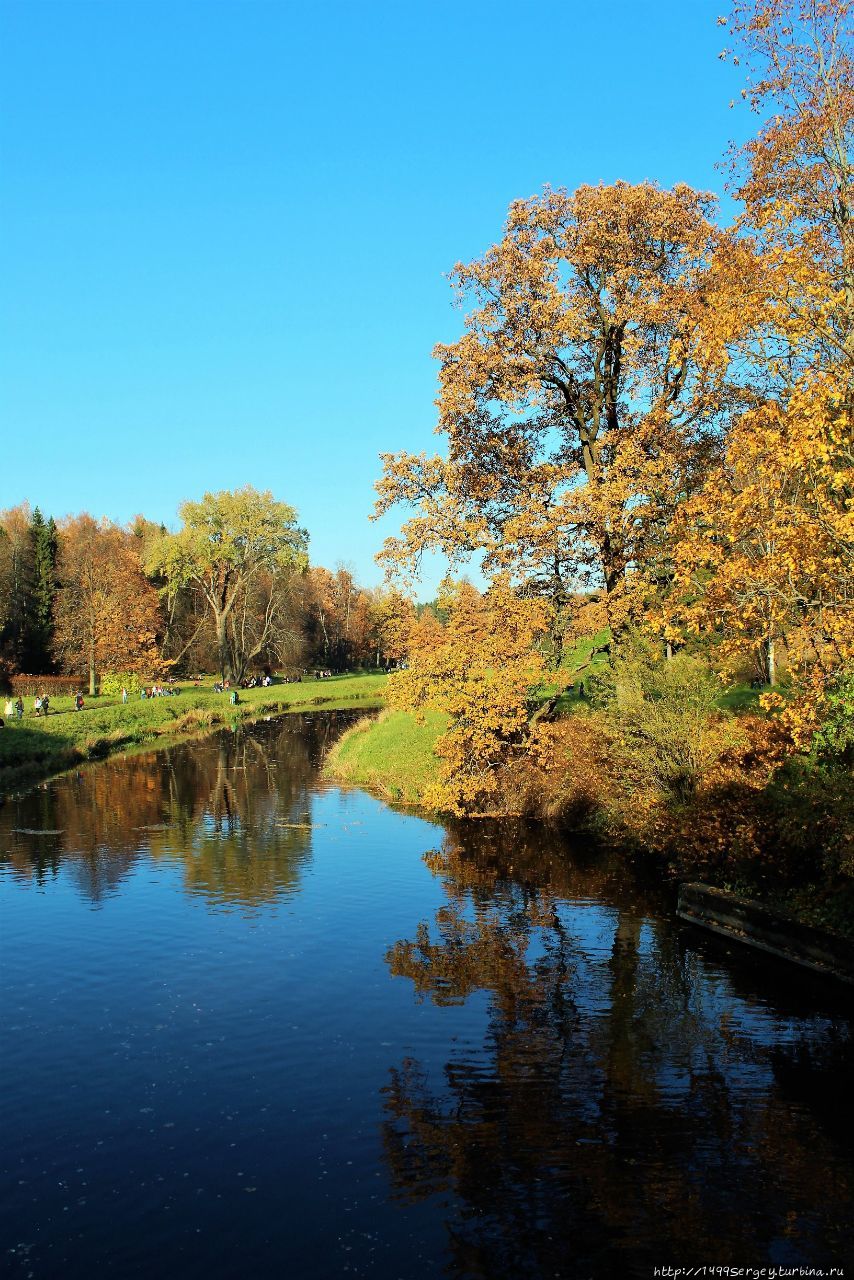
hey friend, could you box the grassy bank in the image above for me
[0,673,387,794]
[323,708,447,807]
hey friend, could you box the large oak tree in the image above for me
[375,181,746,648]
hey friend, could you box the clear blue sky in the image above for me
[1,0,749,596]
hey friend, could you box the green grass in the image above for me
[535,628,613,715]
[561,628,611,672]
[0,673,388,794]
[323,708,447,807]
[717,683,769,711]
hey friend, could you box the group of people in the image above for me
[2,671,293,725]
[2,693,85,719]
[239,674,273,689]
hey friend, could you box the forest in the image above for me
[0,489,416,695]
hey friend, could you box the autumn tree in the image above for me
[670,378,853,688]
[375,182,747,653]
[53,515,162,695]
[366,587,417,668]
[228,564,307,675]
[671,1,854,707]
[301,565,370,670]
[721,0,853,377]
[389,580,548,814]
[147,487,308,683]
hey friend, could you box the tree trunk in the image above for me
[215,611,232,683]
[766,636,777,687]
[89,631,96,697]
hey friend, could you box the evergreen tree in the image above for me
[0,503,35,670]
[29,507,58,672]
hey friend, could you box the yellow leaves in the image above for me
[667,366,853,720]
[375,180,743,639]
[387,580,548,815]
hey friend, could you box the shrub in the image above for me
[10,673,87,697]
[100,671,143,696]
[590,640,737,803]
[811,664,854,763]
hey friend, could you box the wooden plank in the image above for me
[677,882,854,985]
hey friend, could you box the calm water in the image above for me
[1,713,852,1279]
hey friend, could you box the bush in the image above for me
[811,664,854,763]
[590,640,736,803]
[100,672,143,696]
[10,673,86,697]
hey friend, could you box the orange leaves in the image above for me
[53,516,163,684]
[376,181,743,646]
[366,588,416,665]
[373,4,851,824]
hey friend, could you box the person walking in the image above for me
[122,687,128,704]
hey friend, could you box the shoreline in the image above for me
[323,708,854,947]
[0,674,387,797]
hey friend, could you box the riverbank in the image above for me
[324,705,854,940]
[0,673,387,794]
[324,708,447,806]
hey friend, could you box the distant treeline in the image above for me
[0,488,416,694]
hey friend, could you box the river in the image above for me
[1,712,852,1278]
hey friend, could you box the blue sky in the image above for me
[1,0,750,596]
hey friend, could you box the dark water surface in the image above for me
[1,713,852,1279]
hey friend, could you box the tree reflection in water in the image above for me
[383,821,854,1278]
[1,712,351,909]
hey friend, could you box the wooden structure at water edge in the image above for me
[677,883,854,985]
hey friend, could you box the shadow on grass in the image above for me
[0,723,82,793]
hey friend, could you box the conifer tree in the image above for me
[29,507,58,672]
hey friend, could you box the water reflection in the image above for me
[2,723,852,1278]
[383,822,854,1277]
[0,712,353,909]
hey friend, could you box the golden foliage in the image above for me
[375,181,749,635]
[388,580,548,814]
[53,515,162,690]
[669,372,853,695]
